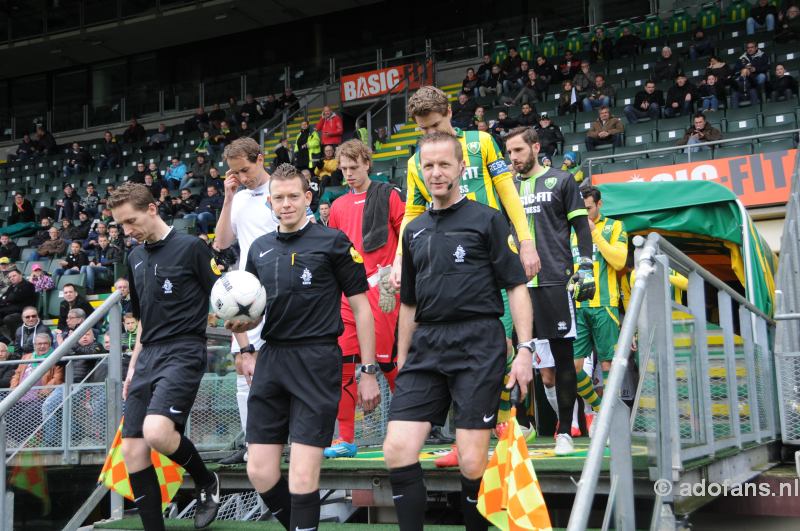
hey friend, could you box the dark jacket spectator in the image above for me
[173,190,199,217]
[56,186,81,221]
[13,135,37,161]
[451,95,478,129]
[240,95,264,122]
[632,87,665,109]
[28,220,53,248]
[184,107,210,133]
[37,228,66,258]
[614,27,642,57]
[0,237,20,262]
[8,195,35,225]
[279,89,300,114]
[769,65,798,100]
[590,27,614,63]
[706,57,733,85]
[654,48,681,82]
[749,1,778,27]
[461,68,481,96]
[197,190,224,216]
[0,273,37,319]
[737,45,770,76]
[209,104,227,126]
[534,116,564,157]
[516,105,539,127]
[94,242,122,267]
[677,119,723,146]
[776,6,800,43]
[476,54,493,82]
[14,319,52,356]
[60,247,89,271]
[129,163,149,184]
[35,127,57,155]
[122,119,146,144]
[0,344,15,387]
[187,157,211,183]
[665,76,697,116]
[58,293,94,329]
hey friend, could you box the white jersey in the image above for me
[230,179,278,352]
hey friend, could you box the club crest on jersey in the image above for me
[301,268,312,285]
[603,223,613,235]
[453,245,466,263]
[507,235,518,254]
[350,246,364,264]
[544,177,557,189]
[466,141,480,155]
[162,278,173,294]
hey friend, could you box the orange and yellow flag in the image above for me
[478,406,552,530]
[98,417,184,509]
[9,452,51,515]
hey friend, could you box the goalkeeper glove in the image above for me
[378,267,397,313]
[569,257,595,302]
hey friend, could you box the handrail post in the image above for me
[0,415,8,531]
[107,303,123,519]
[63,363,74,463]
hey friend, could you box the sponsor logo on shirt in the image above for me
[453,245,466,263]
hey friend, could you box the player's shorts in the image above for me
[246,340,342,447]
[339,287,399,364]
[389,317,506,429]
[122,337,206,438]
[530,285,577,340]
[574,306,621,361]
[532,338,555,370]
[499,289,513,339]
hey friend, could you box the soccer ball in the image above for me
[210,270,267,323]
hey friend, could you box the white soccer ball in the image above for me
[210,270,267,323]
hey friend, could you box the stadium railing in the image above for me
[567,232,779,530]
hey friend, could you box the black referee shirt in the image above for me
[128,228,222,344]
[400,197,527,323]
[246,221,368,343]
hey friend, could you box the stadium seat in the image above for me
[757,138,797,153]
[625,132,653,147]
[575,113,596,132]
[596,161,636,174]
[638,153,676,167]
[697,2,721,29]
[562,133,588,154]
[626,122,657,137]
[58,273,87,292]
[172,217,196,235]
[679,149,713,162]
[639,15,663,41]
[615,87,639,106]
[23,260,50,276]
[714,144,753,159]
[518,37,535,62]
[657,120,689,143]
[725,0,750,24]
[668,9,692,35]
[612,20,636,39]
[539,33,559,58]
[563,30,584,53]
[726,116,760,136]
[20,247,37,262]
[606,60,631,76]
[612,145,648,163]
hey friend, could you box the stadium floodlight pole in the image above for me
[567,233,660,531]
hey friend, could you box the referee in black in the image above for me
[382,132,534,531]
[109,183,222,531]
[227,163,380,531]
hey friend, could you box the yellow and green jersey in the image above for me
[621,268,688,312]
[571,216,627,308]
[400,128,532,245]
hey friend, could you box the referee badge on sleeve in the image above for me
[210,258,222,276]
[350,246,364,264]
[507,235,518,254]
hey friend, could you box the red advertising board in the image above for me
[340,61,434,102]
[592,149,797,207]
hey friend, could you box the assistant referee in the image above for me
[109,183,222,530]
[228,164,380,531]
[383,132,534,531]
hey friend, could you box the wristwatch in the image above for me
[516,339,536,353]
[240,344,256,355]
[360,363,379,375]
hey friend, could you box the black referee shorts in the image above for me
[246,341,342,448]
[531,285,577,340]
[122,338,206,438]
[389,318,506,429]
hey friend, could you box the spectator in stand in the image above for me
[0,343,15,388]
[143,173,161,200]
[770,63,798,101]
[698,73,726,112]
[317,106,344,148]
[506,69,541,107]
[476,53,494,84]
[14,306,51,356]
[184,186,224,235]
[97,131,122,171]
[261,95,278,120]
[654,47,681,83]
[98,207,114,227]
[184,107,210,133]
[173,188,199,219]
[182,154,210,190]
[0,268,37,340]
[58,284,94,328]
[33,227,66,261]
[209,103,227,128]
[129,162,148,184]
[590,26,614,63]
[70,212,92,242]
[35,126,57,156]
[209,120,236,160]
[534,113,564,159]
[572,60,596,102]
[26,218,53,250]
[533,55,555,92]
[83,221,109,257]
[81,234,120,293]
[146,123,170,151]
[81,183,101,219]
[476,121,490,133]
[775,5,800,43]
[0,259,11,298]
[55,184,81,222]
[108,224,124,251]
[0,235,20,263]
[279,87,300,114]
[294,121,312,170]
[27,264,54,294]
[302,168,322,213]
[63,142,92,178]
[122,117,146,145]
[490,110,518,145]
[558,79,580,116]
[12,133,37,162]
[561,151,584,183]
[56,241,90,277]
[624,80,664,124]
[479,64,505,100]
[115,278,132,316]
[318,201,331,227]
[155,187,174,220]
[228,95,242,123]
[678,113,723,153]
[121,313,138,355]
[8,193,36,226]
[747,0,778,34]
[557,50,581,81]
[689,29,714,61]
[164,156,188,191]
[706,55,733,86]
[664,73,697,118]
[206,167,224,191]
[239,94,264,123]
[517,103,539,127]
[273,137,292,167]
[315,145,341,187]
[733,40,770,106]
[238,120,255,138]
[504,60,530,97]
[461,68,481,97]
[614,26,642,58]
[194,131,211,157]
[373,127,388,150]
[450,93,478,130]
[501,46,523,79]
[582,74,615,112]
[101,185,115,208]
[8,334,62,434]
[586,106,624,151]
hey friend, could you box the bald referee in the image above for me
[383,132,534,531]
[227,164,380,531]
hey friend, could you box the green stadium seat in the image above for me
[563,30,583,53]
[562,133,588,154]
[763,100,798,116]
[20,248,37,262]
[697,3,721,29]
[678,149,714,162]
[539,33,559,58]
[58,273,87,291]
[657,121,689,143]
[518,37,535,62]
[713,145,751,159]
[756,138,797,153]
[725,117,760,137]
[612,20,636,39]
[171,217,196,235]
[638,153,676,167]
[606,59,632,76]
[726,0,750,24]
[625,132,653,147]
[612,146,648,163]
[626,122,657,136]
[23,259,50,276]
[597,161,636,174]
[639,15,663,41]
[574,113,596,132]
[668,9,692,35]
[615,87,639,107]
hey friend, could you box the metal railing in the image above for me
[567,231,779,530]
[0,290,123,531]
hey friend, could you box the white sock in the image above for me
[544,385,558,419]
[236,374,249,434]
[572,401,580,429]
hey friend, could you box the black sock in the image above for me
[389,462,427,531]
[460,475,488,531]
[259,477,291,529]
[129,466,166,531]
[552,339,577,435]
[290,491,320,531]
[166,434,214,488]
